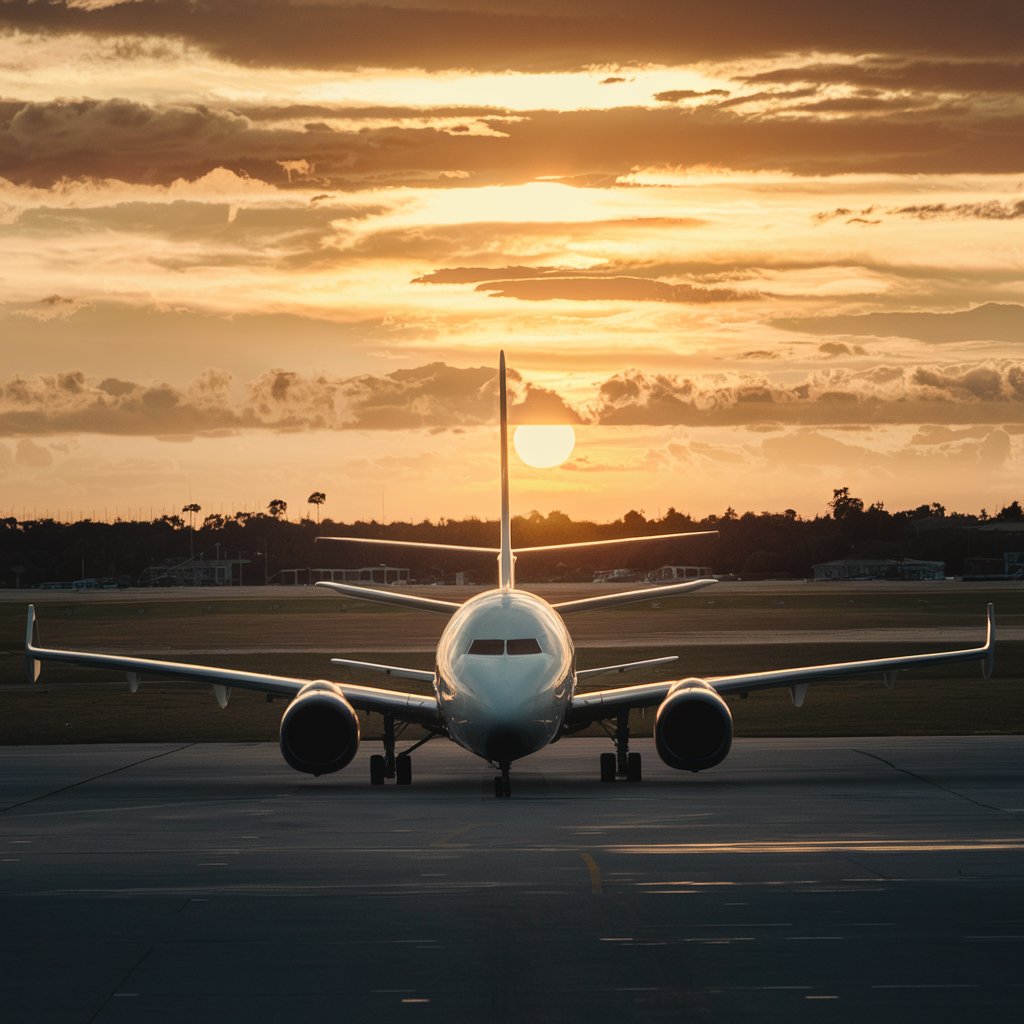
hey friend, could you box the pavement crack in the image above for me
[0,743,195,815]
[86,944,154,1023]
[854,748,1012,816]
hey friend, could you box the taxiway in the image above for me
[1,737,1023,1022]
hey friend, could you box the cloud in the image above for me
[5,96,1024,189]
[773,303,1024,344]
[14,438,54,468]
[742,58,1024,96]
[890,200,1024,220]
[654,89,730,103]
[590,362,1024,427]
[815,199,1024,224]
[0,361,581,435]
[474,276,756,303]
[7,2,1024,71]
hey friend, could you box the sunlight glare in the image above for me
[513,425,576,468]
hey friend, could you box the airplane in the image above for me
[25,353,995,797]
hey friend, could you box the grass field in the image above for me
[2,582,1021,743]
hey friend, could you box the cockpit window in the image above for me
[507,638,543,655]
[468,638,504,656]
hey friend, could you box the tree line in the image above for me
[2,489,1022,588]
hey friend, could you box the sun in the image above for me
[512,425,576,468]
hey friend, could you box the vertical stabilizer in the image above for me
[498,352,515,590]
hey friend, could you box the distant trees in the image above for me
[997,500,1023,521]
[5,486,1024,587]
[307,491,326,524]
[828,487,864,520]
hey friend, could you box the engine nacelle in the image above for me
[654,679,733,773]
[279,681,360,777]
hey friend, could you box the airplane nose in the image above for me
[481,725,536,762]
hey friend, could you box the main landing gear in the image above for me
[369,713,435,787]
[493,761,512,799]
[599,708,642,784]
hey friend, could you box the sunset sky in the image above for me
[2,1,1023,525]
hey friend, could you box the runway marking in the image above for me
[611,839,1024,855]
[580,851,603,894]
[431,824,477,848]
[872,984,979,989]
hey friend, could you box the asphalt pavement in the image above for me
[1,737,1022,1023]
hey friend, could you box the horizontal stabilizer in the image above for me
[314,581,461,614]
[576,656,679,681]
[317,536,498,555]
[516,530,717,554]
[553,577,716,614]
[318,531,716,558]
[331,658,435,683]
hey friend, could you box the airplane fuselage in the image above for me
[435,589,574,763]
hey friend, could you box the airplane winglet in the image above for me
[25,604,41,684]
[983,602,995,680]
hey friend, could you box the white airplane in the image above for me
[26,354,995,797]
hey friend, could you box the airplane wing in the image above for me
[25,605,441,726]
[567,603,995,722]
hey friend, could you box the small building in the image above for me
[140,556,250,587]
[813,558,945,582]
[593,568,640,583]
[272,565,410,586]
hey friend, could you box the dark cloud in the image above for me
[774,303,1024,344]
[10,357,1015,435]
[743,58,1024,95]
[4,97,1024,188]
[413,266,562,285]
[0,361,580,435]
[654,89,730,103]
[591,362,1024,427]
[815,199,1024,225]
[6,2,1023,71]
[891,200,1024,220]
[712,87,820,110]
[474,276,757,303]
[819,342,867,358]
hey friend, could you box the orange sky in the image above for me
[2,1,1023,524]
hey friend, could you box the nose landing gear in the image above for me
[493,761,512,798]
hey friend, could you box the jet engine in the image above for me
[654,679,733,772]
[279,681,360,776]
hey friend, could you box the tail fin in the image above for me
[498,351,514,590]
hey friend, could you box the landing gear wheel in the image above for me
[493,776,504,798]
[626,751,642,782]
[600,752,616,783]
[396,753,412,786]
[370,754,385,786]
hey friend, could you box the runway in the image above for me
[2,737,1023,1022]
